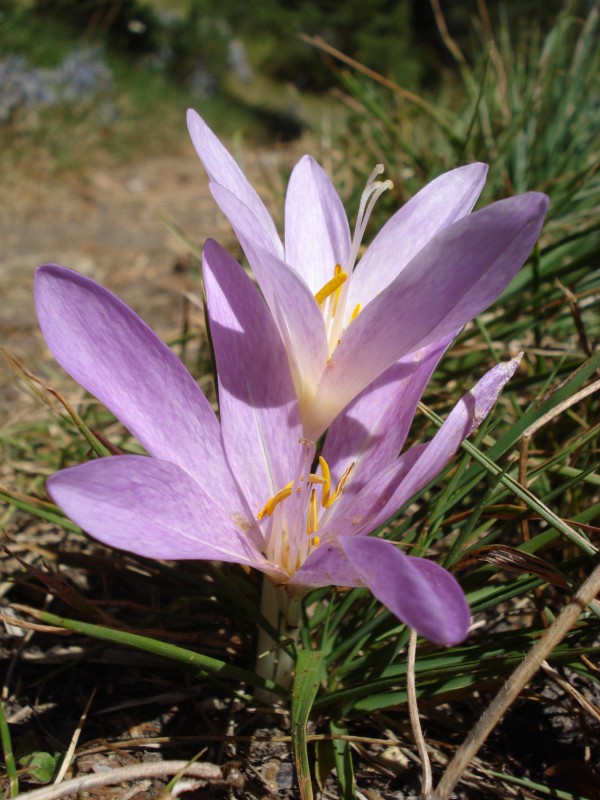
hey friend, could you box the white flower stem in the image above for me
[255,576,301,703]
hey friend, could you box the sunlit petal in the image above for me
[351,355,522,532]
[340,536,470,645]
[203,239,302,514]
[321,334,454,490]
[35,264,239,516]
[187,108,282,258]
[48,455,270,567]
[348,162,488,313]
[311,193,548,437]
[285,155,351,292]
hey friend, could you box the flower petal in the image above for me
[209,180,281,274]
[319,444,425,539]
[321,334,454,491]
[247,249,328,418]
[288,539,363,592]
[351,355,521,532]
[284,155,351,293]
[340,536,470,646]
[310,193,548,436]
[47,455,281,571]
[187,109,282,259]
[204,187,329,414]
[35,264,239,516]
[348,163,488,313]
[203,239,302,515]
[289,535,470,646]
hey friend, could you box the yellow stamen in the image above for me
[349,303,361,323]
[325,462,355,508]
[257,481,293,519]
[307,489,319,537]
[318,456,331,506]
[314,264,347,308]
[256,456,354,559]
[330,264,345,316]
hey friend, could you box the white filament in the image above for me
[325,164,393,353]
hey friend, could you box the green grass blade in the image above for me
[0,699,18,797]
[291,649,323,800]
[14,607,287,698]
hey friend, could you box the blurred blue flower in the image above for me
[0,46,113,121]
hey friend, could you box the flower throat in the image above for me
[315,164,393,356]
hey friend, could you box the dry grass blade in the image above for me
[0,345,111,457]
[556,279,593,356]
[429,0,466,64]
[541,661,600,726]
[407,630,433,799]
[454,545,571,589]
[298,33,451,129]
[518,376,600,546]
[433,560,600,799]
[12,760,243,800]
[4,545,115,625]
[52,688,96,785]
[0,610,68,635]
[522,377,600,441]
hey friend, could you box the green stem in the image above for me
[0,697,18,797]
[15,607,286,698]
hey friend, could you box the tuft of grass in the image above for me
[301,1,599,794]
[0,3,318,174]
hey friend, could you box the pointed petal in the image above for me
[354,355,521,532]
[35,264,240,515]
[203,239,302,515]
[310,193,548,436]
[209,180,285,276]
[247,249,328,417]
[187,109,282,259]
[285,155,351,293]
[205,186,329,413]
[348,163,488,312]
[289,535,470,646]
[340,537,470,646]
[47,455,278,569]
[321,334,454,490]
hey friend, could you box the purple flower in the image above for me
[36,242,519,646]
[187,109,548,439]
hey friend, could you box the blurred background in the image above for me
[0,0,575,160]
[0,0,597,404]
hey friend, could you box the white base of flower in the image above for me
[255,576,301,704]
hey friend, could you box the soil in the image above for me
[0,137,296,425]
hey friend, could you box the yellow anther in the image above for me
[326,462,355,508]
[349,303,361,323]
[318,456,331,506]
[330,264,345,316]
[314,264,348,308]
[257,481,293,519]
[307,489,319,537]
